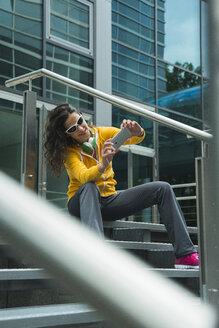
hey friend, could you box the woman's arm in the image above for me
[98,139,119,173]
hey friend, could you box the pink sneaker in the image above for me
[175,252,199,269]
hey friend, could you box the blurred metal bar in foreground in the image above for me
[201,0,219,316]
[0,171,216,328]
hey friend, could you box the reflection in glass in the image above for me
[158,0,200,69]
[46,165,69,211]
[133,154,153,222]
[46,44,93,111]
[157,61,202,119]
[158,110,201,225]
[112,106,153,149]
[113,151,128,190]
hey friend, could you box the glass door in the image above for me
[38,104,94,212]
[0,100,23,182]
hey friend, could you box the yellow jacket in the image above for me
[64,126,145,201]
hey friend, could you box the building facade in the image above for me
[0,0,208,225]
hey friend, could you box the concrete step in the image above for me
[0,269,50,281]
[0,303,104,328]
[104,220,198,234]
[108,240,198,252]
[104,221,198,243]
[148,268,199,278]
[0,266,199,281]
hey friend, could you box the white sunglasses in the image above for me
[65,115,84,134]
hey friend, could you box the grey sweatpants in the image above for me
[68,181,196,258]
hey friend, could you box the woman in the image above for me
[44,103,199,269]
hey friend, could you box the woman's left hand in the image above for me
[120,119,144,137]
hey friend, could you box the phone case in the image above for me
[111,127,132,150]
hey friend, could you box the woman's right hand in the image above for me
[98,139,119,173]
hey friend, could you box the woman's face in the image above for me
[64,112,90,144]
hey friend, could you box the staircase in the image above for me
[0,220,199,327]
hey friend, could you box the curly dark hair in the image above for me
[44,103,79,177]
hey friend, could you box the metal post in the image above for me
[152,122,159,223]
[202,0,219,318]
[127,150,133,189]
[38,105,48,198]
[127,150,133,221]
[21,90,37,190]
[195,156,207,300]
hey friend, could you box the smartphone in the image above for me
[111,127,132,150]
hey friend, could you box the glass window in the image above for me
[0,1,43,93]
[159,110,201,184]
[112,43,155,103]
[46,166,69,211]
[48,0,93,55]
[0,10,13,27]
[157,61,202,119]
[112,106,153,149]
[46,44,93,111]
[112,0,155,56]
[133,155,153,222]
[113,151,128,190]
[113,148,154,223]
[158,0,200,71]
[15,0,42,19]
[158,110,201,225]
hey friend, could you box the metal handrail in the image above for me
[0,171,216,328]
[5,68,212,142]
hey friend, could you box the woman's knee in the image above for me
[158,181,172,190]
[80,182,100,195]
[155,181,173,197]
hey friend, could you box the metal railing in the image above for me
[1,48,216,327]
[5,68,212,142]
[0,171,216,328]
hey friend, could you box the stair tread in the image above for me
[104,220,197,234]
[109,240,198,251]
[149,268,199,278]
[0,267,199,280]
[0,268,50,280]
[0,303,103,327]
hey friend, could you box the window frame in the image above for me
[46,0,93,56]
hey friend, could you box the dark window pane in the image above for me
[113,151,128,190]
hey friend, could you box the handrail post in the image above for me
[21,90,37,190]
[38,104,48,198]
[195,153,207,300]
